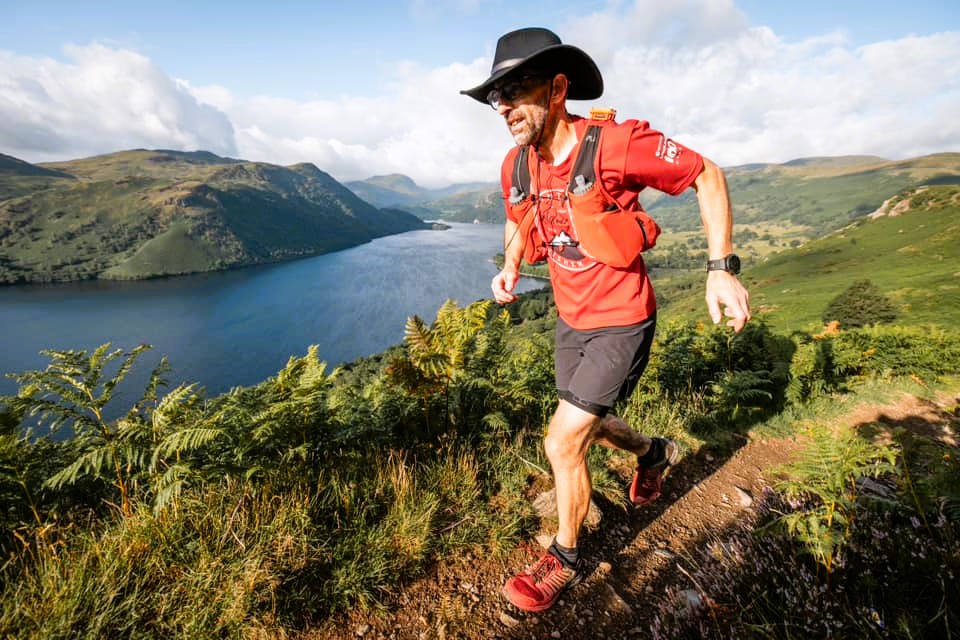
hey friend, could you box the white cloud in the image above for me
[183,57,508,188]
[570,20,960,166]
[0,44,236,162]
[0,1,958,188]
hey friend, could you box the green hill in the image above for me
[0,150,431,284]
[345,174,501,221]
[363,153,960,229]
[0,153,76,201]
[643,152,960,234]
[345,173,427,207]
[656,185,960,331]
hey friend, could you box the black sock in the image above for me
[549,539,579,568]
[636,438,664,467]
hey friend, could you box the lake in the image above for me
[0,223,546,410]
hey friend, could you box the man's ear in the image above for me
[551,74,570,103]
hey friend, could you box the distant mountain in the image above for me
[349,154,960,229]
[641,152,960,232]
[0,153,73,179]
[0,150,432,285]
[345,174,500,222]
[345,174,425,207]
[781,155,888,168]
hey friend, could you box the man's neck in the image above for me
[536,111,578,165]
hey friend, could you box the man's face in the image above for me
[487,75,551,146]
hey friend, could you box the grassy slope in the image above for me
[0,151,427,284]
[102,222,221,279]
[656,185,960,332]
[402,153,960,230]
[645,153,960,232]
[0,153,76,201]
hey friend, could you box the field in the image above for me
[656,185,960,331]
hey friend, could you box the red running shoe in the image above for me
[503,550,584,612]
[629,438,679,506]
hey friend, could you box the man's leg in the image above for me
[544,399,602,549]
[594,413,678,505]
[593,413,652,455]
[502,399,596,612]
[504,315,667,611]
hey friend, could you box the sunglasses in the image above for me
[486,75,546,110]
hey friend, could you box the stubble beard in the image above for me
[508,100,549,147]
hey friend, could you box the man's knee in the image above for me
[544,403,599,466]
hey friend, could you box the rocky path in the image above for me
[310,390,959,640]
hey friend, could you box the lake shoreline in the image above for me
[0,223,543,405]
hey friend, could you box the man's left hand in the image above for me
[706,271,751,332]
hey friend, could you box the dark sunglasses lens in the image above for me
[501,80,525,101]
[487,77,540,109]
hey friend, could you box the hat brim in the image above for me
[460,44,603,104]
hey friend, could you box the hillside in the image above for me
[643,152,960,235]
[347,174,503,223]
[345,174,495,212]
[0,151,431,284]
[1,187,958,638]
[0,153,76,201]
[317,387,959,639]
[362,153,960,232]
[656,184,960,331]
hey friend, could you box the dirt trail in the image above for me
[312,390,959,640]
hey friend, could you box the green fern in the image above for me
[4,344,169,516]
[774,425,898,577]
[386,299,506,438]
[708,369,773,423]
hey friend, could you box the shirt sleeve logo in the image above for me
[655,136,682,164]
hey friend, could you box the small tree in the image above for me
[822,279,898,328]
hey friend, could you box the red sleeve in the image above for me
[599,119,704,198]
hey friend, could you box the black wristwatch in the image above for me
[706,253,741,275]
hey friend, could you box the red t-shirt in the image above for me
[501,116,704,330]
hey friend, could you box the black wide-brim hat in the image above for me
[461,27,603,103]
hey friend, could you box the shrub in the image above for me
[633,319,793,430]
[774,425,897,575]
[2,344,170,516]
[787,324,960,404]
[823,279,898,328]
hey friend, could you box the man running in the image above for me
[461,27,751,612]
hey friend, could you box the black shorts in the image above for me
[555,313,657,417]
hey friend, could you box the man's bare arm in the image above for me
[693,158,751,332]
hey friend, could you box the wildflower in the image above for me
[910,516,921,529]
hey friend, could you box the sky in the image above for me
[1,0,958,188]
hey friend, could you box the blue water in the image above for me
[0,223,545,408]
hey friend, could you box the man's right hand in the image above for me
[492,268,519,304]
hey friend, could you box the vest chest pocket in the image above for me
[567,186,660,268]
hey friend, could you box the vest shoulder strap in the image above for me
[569,124,604,195]
[509,146,532,205]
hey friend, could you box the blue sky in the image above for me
[1,0,958,187]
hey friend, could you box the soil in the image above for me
[307,390,960,640]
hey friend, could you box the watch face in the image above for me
[727,254,741,274]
